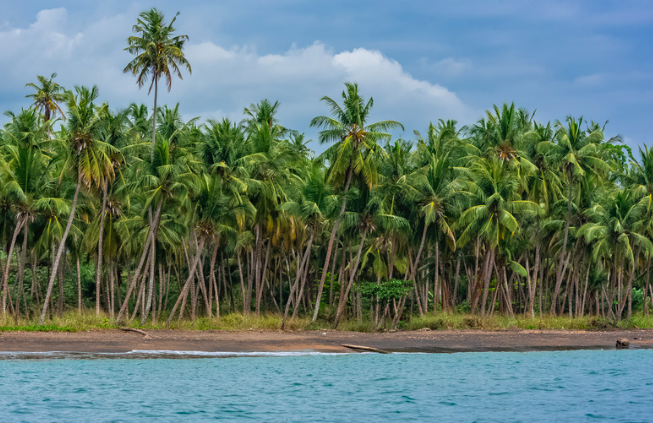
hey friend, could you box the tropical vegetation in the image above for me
[1,8,653,331]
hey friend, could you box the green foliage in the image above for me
[358,279,413,301]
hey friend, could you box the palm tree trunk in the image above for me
[166,236,206,327]
[151,77,158,163]
[256,241,271,316]
[452,254,461,310]
[140,241,157,325]
[529,215,541,318]
[16,218,30,318]
[95,183,108,316]
[282,231,314,330]
[207,241,218,317]
[410,223,429,281]
[76,256,82,314]
[115,200,163,323]
[551,172,573,314]
[1,217,24,317]
[333,227,369,329]
[480,246,495,317]
[312,165,354,323]
[39,171,82,325]
[433,240,440,314]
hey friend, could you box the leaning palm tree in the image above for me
[578,191,653,321]
[541,117,610,313]
[457,157,539,316]
[0,109,50,317]
[25,73,67,122]
[123,8,191,162]
[310,83,403,322]
[39,86,115,325]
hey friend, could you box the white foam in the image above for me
[0,349,374,359]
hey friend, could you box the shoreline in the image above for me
[1,329,652,354]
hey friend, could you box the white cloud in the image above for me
[0,8,474,148]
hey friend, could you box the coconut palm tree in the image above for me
[310,82,403,322]
[578,191,653,321]
[39,86,115,325]
[25,73,67,122]
[542,117,610,313]
[124,8,191,162]
[457,157,539,316]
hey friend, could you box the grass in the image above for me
[1,311,652,333]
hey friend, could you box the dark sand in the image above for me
[1,329,652,354]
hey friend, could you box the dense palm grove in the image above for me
[1,10,652,329]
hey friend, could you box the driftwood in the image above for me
[120,327,150,338]
[341,344,391,354]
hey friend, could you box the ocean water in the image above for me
[0,349,651,422]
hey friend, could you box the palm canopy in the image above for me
[123,8,191,93]
[457,157,540,249]
[25,73,66,122]
[313,83,404,188]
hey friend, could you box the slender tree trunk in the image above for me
[333,228,369,329]
[2,217,24,317]
[76,256,82,314]
[453,254,461,311]
[256,241,271,316]
[480,246,495,317]
[115,200,163,323]
[151,77,158,163]
[16,219,30,318]
[282,231,314,330]
[95,183,108,316]
[166,237,206,327]
[312,165,354,323]
[39,171,82,325]
[551,173,573,314]
[207,241,218,318]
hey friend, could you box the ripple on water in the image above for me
[0,349,651,422]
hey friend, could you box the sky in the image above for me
[1,1,652,152]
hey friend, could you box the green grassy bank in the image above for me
[1,312,652,333]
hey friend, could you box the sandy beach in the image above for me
[1,329,651,354]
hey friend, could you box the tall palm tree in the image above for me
[124,8,191,162]
[579,191,653,321]
[542,117,610,313]
[457,157,539,316]
[0,109,50,316]
[310,83,403,322]
[25,73,67,122]
[39,86,115,325]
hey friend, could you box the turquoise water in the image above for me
[0,350,651,422]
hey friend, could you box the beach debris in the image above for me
[120,327,150,338]
[322,333,327,336]
[341,344,391,354]
[616,338,630,349]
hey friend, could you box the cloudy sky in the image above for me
[1,1,652,151]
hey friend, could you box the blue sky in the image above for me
[1,1,652,151]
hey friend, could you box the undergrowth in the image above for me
[1,311,652,332]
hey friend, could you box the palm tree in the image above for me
[39,86,115,325]
[579,191,653,321]
[542,117,610,314]
[25,73,66,122]
[457,157,539,316]
[0,109,50,316]
[310,83,403,322]
[124,8,191,162]
[410,154,461,312]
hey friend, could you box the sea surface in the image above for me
[0,349,651,422]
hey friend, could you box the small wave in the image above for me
[0,349,368,360]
